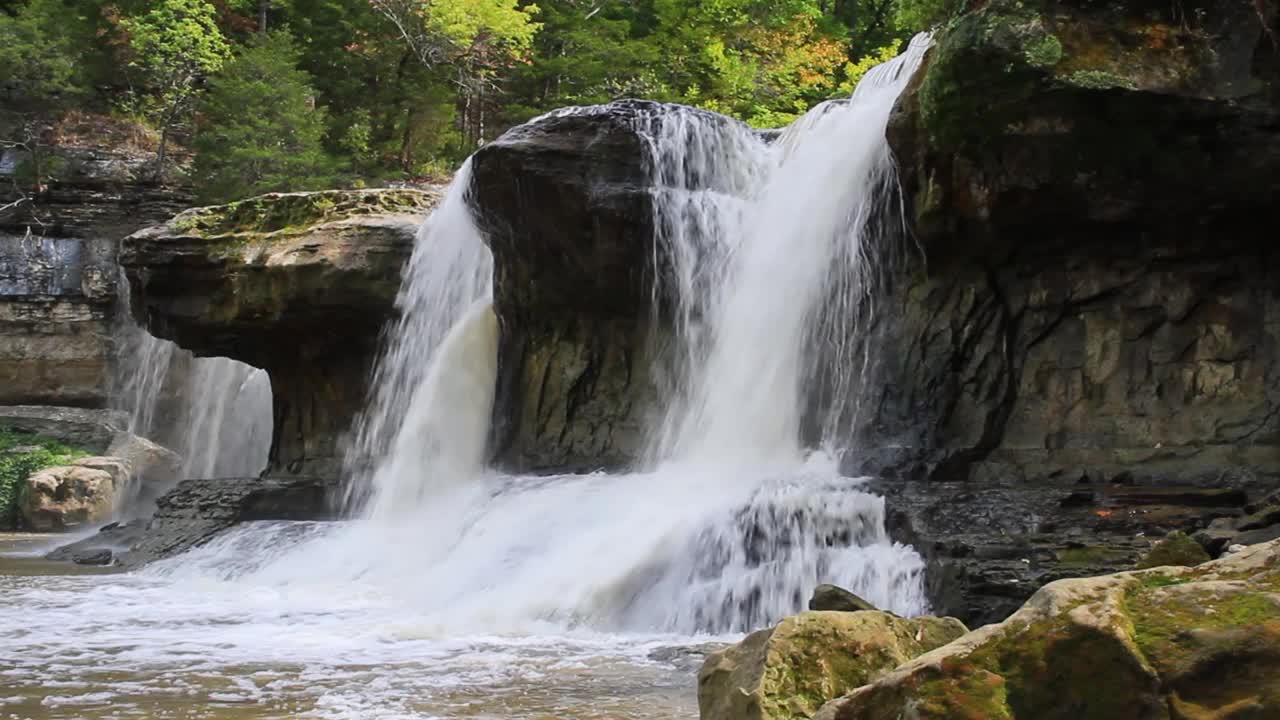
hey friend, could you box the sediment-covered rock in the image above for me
[816,539,1280,720]
[698,611,967,720]
[120,189,440,479]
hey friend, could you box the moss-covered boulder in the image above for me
[891,0,1278,242]
[1136,531,1211,569]
[698,611,968,720]
[120,189,440,480]
[816,539,1280,720]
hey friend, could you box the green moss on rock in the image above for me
[0,429,91,529]
[823,543,1280,720]
[699,611,968,720]
[171,189,436,239]
[1135,531,1211,569]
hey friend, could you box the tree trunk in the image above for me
[259,0,269,34]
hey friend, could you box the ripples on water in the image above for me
[0,532,705,720]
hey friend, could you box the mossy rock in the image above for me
[818,540,1280,720]
[169,189,436,239]
[698,611,968,720]
[1135,531,1211,569]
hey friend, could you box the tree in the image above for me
[369,0,540,146]
[191,32,331,201]
[0,0,88,201]
[123,0,231,175]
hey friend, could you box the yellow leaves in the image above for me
[426,0,540,54]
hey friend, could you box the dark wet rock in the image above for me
[865,0,1280,490]
[0,406,126,453]
[469,100,750,472]
[120,189,439,480]
[117,476,333,567]
[71,548,112,566]
[48,477,332,567]
[46,519,145,563]
[876,477,1253,627]
[807,584,877,613]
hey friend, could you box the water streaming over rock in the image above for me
[111,297,272,514]
[341,158,495,517]
[279,33,936,634]
[0,37,937,720]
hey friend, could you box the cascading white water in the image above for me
[216,34,936,636]
[0,37,942,720]
[341,158,495,517]
[112,319,273,514]
[658,33,934,462]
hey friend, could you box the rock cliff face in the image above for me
[0,146,189,409]
[852,0,1280,622]
[469,101,681,472]
[465,2,1280,623]
[120,190,439,480]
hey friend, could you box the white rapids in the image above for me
[1,35,934,720]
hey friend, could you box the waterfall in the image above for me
[111,293,272,515]
[340,158,494,516]
[655,34,934,463]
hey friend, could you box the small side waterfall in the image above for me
[111,317,272,515]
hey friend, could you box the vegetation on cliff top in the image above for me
[1,0,939,204]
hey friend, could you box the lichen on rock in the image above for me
[698,611,967,720]
[816,540,1280,719]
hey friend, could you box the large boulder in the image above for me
[698,611,968,720]
[469,100,753,472]
[18,465,115,531]
[864,0,1280,484]
[846,0,1280,621]
[816,539,1280,720]
[120,189,440,480]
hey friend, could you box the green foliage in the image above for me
[122,0,231,167]
[0,0,88,122]
[893,0,960,31]
[0,429,89,530]
[1135,531,1211,570]
[192,32,332,201]
[15,0,937,183]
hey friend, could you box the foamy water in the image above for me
[2,35,936,720]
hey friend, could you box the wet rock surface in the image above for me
[875,477,1259,627]
[47,476,334,568]
[698,611,967,720]
[120,189,440,480]
[816,539,1280,720]
[469,101,750,472]
[808,584,877,613]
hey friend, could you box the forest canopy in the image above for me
[0,0,948,202]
